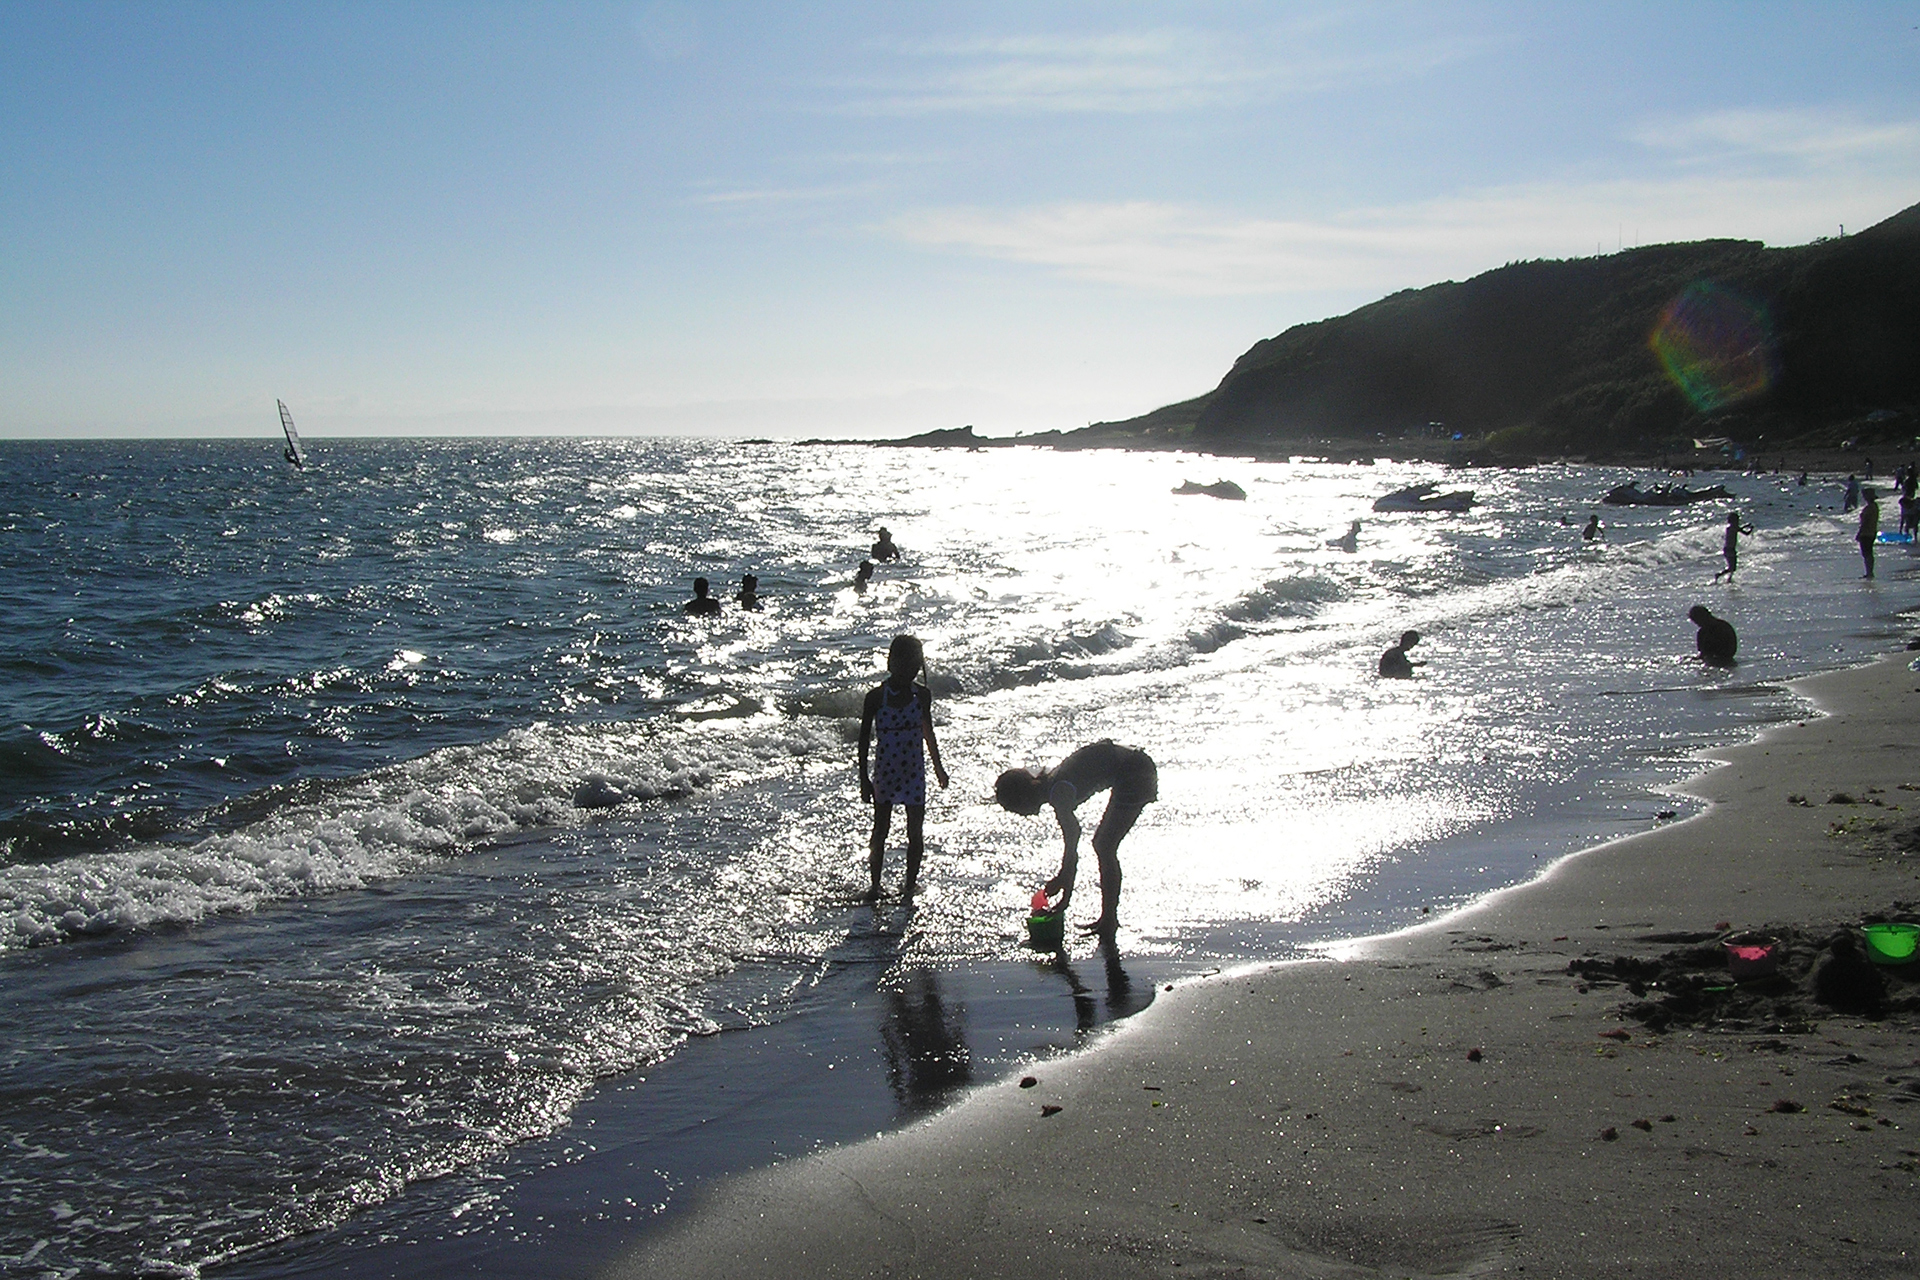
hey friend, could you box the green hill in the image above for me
[1102,201,1920,460]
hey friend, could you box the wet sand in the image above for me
[608,649,1920,1279]
[215,951,1199,1280]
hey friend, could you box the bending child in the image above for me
[857,635,949,899]
[995,740,1158,936]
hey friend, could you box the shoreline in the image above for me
[609,648,1920,1278]
[803,422,1896,477]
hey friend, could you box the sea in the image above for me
[0,437,1912,1278]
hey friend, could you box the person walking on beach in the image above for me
[1857,489,1880,579]
[1378,630,1423,679]
[684,577,721,615]
[1844,474,1861,513]
[995,741,1157,937]
[1711,511,1754,583]
[1688,604,1738,666]
[857,635,948,900]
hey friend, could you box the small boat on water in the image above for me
[1372,483,1474,512]
[1173,479,1247,500]
[1601,480,1730,507]
[277,400,306,469]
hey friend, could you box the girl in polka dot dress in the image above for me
[857,635,949,899]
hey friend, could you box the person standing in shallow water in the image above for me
[1711,511,1754,583]
[995,741,1157,937]
[857,635,948,900]
[1857,489,1880,579]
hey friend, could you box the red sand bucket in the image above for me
[1724,935,1779,979]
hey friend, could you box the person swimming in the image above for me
[684,577,721,616]
[1582,514,1602,542]
[853,560,875,594]
[1328,520,1360,552]
[1378,630,1422,679]
[736,573,761,610]
[871,527,900,562]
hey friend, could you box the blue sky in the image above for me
[3,2,1916,438]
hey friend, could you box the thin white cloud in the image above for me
[1630,108,1920,163]
[835,24,1483,115]
[693,184,874,207]
[888,109,1920,296]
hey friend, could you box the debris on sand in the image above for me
[1569,913,1920,1034]
[1813,933,1887,1016]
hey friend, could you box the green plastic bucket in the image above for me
[1863,923,1920,965]
[1026,911,1065,950]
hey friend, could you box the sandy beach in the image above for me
[609,647,1920,1279]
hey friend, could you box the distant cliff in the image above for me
[1099,201,1920,459]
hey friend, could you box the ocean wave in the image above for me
[0,716,838,951]
[1223,572,1347,623]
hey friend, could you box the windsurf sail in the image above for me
[277,400,306,468]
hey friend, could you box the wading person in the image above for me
[1711,511,1754,583]
[857,635,948,900]
[995,741,1157,937]
[1857,489,1880,579]
[1378,629,1423,679]
[1688,604,1738,666]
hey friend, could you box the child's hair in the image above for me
[994,768,1041,813]
[887,634,924,681]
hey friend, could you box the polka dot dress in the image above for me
[871,685,926,807]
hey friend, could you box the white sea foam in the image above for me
[0,715,838,950]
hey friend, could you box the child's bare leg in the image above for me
[1090,836,1122,933]
[1084,800,1144,933]
[902,805,926,895]
[867,804,892,898]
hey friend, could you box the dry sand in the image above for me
[606,650,1920,1279]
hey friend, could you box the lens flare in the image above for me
[1649,281,1776,412]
